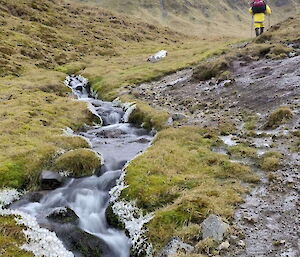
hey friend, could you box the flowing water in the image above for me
[11,75,154,257]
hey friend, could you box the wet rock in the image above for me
[47,207,79,224]
[105,204,125,231]
[96,129,126,138]
[201,214,229,242]
[40,170,63,190]
[57,226,107,257]
[28,192,44,203]
[158,238,194,257]
[75,85,83,91]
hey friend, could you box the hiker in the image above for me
[249,0,272,37]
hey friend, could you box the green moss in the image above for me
[54,149,101,177]
[264,107,293,129]
[0,216,34,257]
[0,162,26,188]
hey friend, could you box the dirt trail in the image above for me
[129,54,300,257]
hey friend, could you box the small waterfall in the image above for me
[11,75,154,257]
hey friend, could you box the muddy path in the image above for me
[128,55,300,256]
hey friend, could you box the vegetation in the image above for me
[0,69,95,189]
[125,98,170,131]
[264,107,293,129]
[260,151,283,171]
[54,149,102,177]
[228,144,257,159]
[0,216,34,257]
[122,127,258,251]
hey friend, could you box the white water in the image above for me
[11,75,154,257]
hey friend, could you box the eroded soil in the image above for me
[128,54,300,257]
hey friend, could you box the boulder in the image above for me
[201,215,229,242]
[40,170,63,190]
[158,238,194,257]
[47,207,79,224]
[52,224,108,257]
[172,113,187,121]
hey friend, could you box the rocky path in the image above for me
[128,54,300,256]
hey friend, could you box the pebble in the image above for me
[237,240,246,247]
[218,240,230,250]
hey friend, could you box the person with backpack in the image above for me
[249,0,272,36]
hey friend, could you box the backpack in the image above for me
[251,0,267,14]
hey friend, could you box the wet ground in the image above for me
[128,55,300,257]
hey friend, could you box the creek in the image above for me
[11,75,154,257]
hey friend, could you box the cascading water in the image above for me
[11,75,154,257]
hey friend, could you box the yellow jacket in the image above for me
[249,5,272,23]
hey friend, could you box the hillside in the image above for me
[73,0,300,36]
[0,1,233,255]
[1,0,299,256]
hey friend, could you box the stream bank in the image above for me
[9,75,154,257]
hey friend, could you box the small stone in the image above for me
[273,240,286,246]
[201,214,230,242]
[237,240,246,247]
[218,240,230,250]
[171,113,187,121]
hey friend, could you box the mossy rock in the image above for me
[105,205,125,231]
[264,107,293,129]
[54,149,102,177]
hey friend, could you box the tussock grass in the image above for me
[122,127,258,251]
[54,149,101,177]
[228,144,257,159]
[123,98,169,131]
[260,151,283,171]
[0,216,34,257]
[192,56,231,81]
[264,107,293,129]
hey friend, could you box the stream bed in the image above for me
[11,75,154,257]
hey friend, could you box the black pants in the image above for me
[255,27,264,36]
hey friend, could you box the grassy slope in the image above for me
[74,0,300,37]
[122,127,258,250]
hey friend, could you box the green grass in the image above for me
[228,144,258,159]
[0,216,34,257]
[122,127,258,251]
[260,151,283,171]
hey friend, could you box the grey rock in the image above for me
[40,170,63,190]
[172,113,187,121]
[201,214,229,242]
[158,238,194,257]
